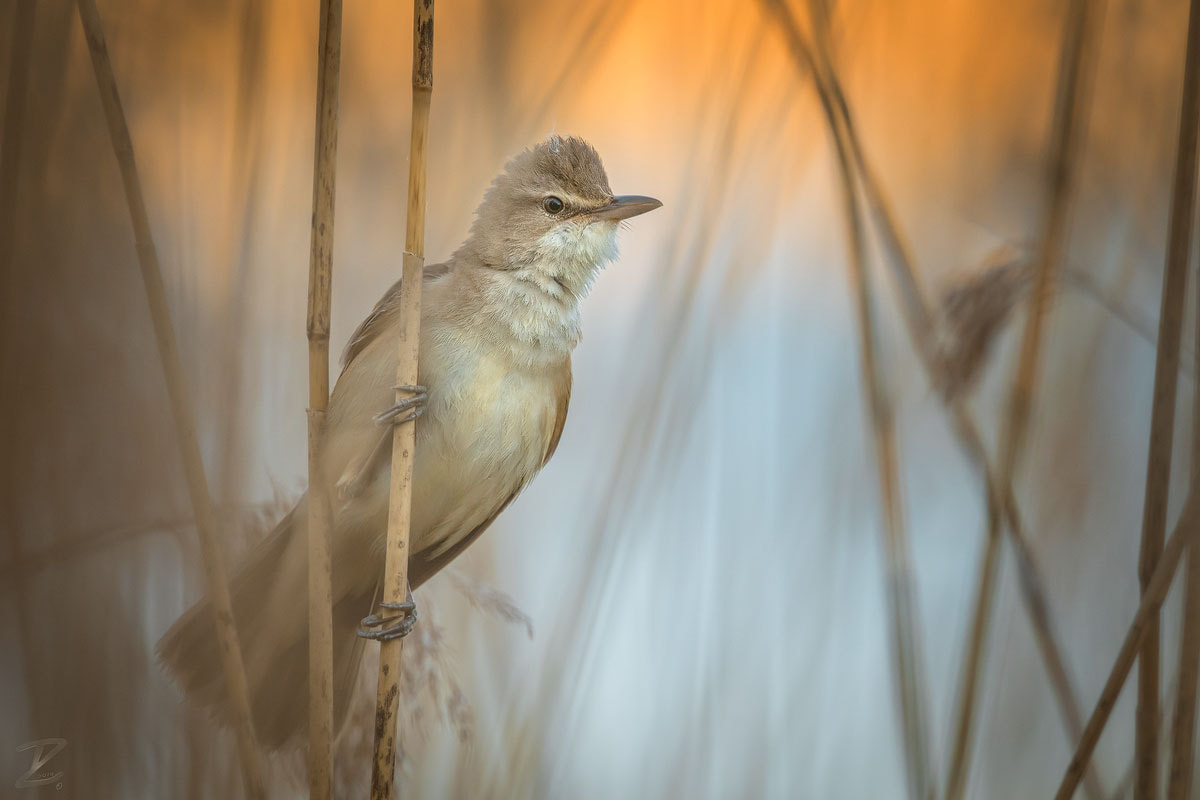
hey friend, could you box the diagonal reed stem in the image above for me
[775,2,1106,795]
[762,2,934,795]
[763,1,1104,796]
[949,2,1104,798]
[370,2,434,797]
[305,0,343,797]
[1134,0,1200,797]
[73,1,265,796]
[1167,545,1200,799]
[1056,498,1200,799]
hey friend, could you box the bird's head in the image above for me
[461,135,661,297]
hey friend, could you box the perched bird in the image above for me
[157,135,661,748]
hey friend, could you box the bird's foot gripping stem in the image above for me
[374,385,428,426]
[357,590,417,641]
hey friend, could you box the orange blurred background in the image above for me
[1,0,1196,797]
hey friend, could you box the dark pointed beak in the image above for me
[588,194,663,221]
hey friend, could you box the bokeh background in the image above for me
[1,0,1198,797]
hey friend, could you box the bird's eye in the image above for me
[542,196,565,215]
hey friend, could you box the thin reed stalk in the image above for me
[215,0,267,507]
[761,3,933,794]
[952,2,1103,797]
[1134,0,1200,795]
[1167,545,1200,798]
[830,87,934,800]
[305,0,343,797]
[763,1,1102,795]
[1055,499,1200,799]
[0,0,39,741]
[1166,46,1200,789]
[369,2,435,797]
[774,2,1105,794]
[72,1,265,797]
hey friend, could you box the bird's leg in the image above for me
[356,588,417,641]
[337,385,428,501]
[374,385,428,426]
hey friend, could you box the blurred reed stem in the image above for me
[370,2,435,797]
[955,1,1104,798]
[763,2,934,795]
[0,0,39,740]
[215,0,267,508]
[1056,499,1200,798]
[1134,0,1200,795]
[1166,29,1200,787]
[73,1,266,796]
[763,2,1107,795]
[305,0,343,797]
[826,60,935,800]
[1167,547,1200,798]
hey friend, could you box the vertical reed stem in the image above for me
[1136,0,1200,795]
[1167,546,1200,798]
[1165,42,1200,790]
[306,0,343,797]
[73,2,265,796]
[369,2,434,797]
[1056,500,1200,799]
[971,3,1103,797]
[0,0,39,741]
[762,2,933,794]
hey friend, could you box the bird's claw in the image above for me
[374,385,428,427]
[356,592,417,641]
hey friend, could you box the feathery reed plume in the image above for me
[934,247,1034,402]
[305,0,343,796]
[1133,0,1200,794]
[447,569,535,640]
[761,2,934,794]
[72,1,266,796]
[370,2,435,796]
[0,0,38,740]
[1055,499,1200,798]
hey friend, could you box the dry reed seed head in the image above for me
[448,568,535,639]
[934,246,1036,401]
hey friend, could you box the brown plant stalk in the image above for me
[763,1,1104,795]
[370,2,435,797]
[306,0,343,797]
[830,93,935,800]
[1167,547,1200,798]
[1,0,39,741]
[73,1,266,796]
[776,2,1105,795]
[951,1,1103,797]
[1055,498,1200,799]
[1134,0,1200,796]
[762,2,934,795]
[1166,17,1200,786]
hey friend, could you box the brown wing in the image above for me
[409,489,521,590]
[341,262,452,368]
[542,360,572,466]
[409,363,572,589]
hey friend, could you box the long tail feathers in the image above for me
[156,497,375,750]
